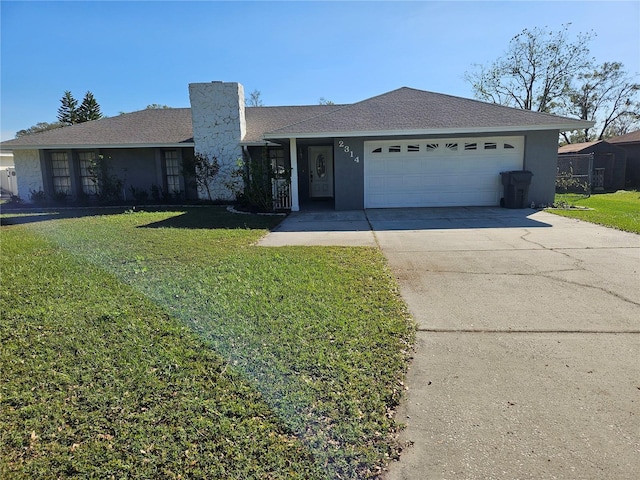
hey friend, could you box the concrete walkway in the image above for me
[257,210,377,247]
[259,208,640,479]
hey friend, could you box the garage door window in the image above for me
[464,142,477,150]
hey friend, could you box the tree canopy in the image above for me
[246,89,263,107]
[465,24,639,142]
[563,62,640,142]
[57,90,79,125]
[17,90,104,138]
[78,91,103,121]
[15,121,65,138]
[57,90,103,125]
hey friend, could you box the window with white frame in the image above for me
[51,152,71,194]
[164,150,181,194]
[78,151,99,195]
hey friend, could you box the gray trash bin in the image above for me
[500,171,533,208]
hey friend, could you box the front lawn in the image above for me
[548,190,640,234]
[0,207,414,479]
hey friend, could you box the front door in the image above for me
[308,146,333,197]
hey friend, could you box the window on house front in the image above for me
[164,150,181,194]
[269,148,286,178]
[78,151,99,195]
[51,152,71,194]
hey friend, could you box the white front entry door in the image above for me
[308,146,334,198]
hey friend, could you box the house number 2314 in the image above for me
[338,140,360,163]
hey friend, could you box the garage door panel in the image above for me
[364,136,523,208]
[368,173,504,190]
[402,158,425,174]
[368,160,388,175]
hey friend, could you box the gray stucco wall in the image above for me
[522,130,560,206]
[296,146,310,205]
[100,148,156,199]
[333,138,365,210]
[94,147,196,200]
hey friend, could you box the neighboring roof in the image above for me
[607,129,640,145]
[558,141,602,154]
[0,108,194,149]
[264,87,593,139]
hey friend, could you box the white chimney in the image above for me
[188,81,246,201]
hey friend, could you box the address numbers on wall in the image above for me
[338,140,360,163]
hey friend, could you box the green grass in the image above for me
[0,207,414,479]
[548,190,640,234]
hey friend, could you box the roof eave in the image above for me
[2,142,195,150]
[263,122,595,140]
[239,140,282,147]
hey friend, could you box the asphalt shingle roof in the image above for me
[1,86,592,149]
[557,141,602,154]
[265,87,591,137]
[1,108,194,148]
[243,105,344,143]
[607,129,640,144]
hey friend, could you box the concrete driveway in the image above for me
[259,207,640,479]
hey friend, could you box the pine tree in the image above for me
[77,91,103,122]
[57,91,79,125]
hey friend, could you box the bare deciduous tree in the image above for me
[465,25,593,113]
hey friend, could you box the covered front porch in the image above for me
[244,137,337,212]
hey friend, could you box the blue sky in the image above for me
[1,0,639,141]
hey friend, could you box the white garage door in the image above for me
[364,136,524,208]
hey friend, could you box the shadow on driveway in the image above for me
[365,207,552,231]
[259,207,552,247]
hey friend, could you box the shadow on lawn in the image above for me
[0,205,285,231]
[139,209,284,230]
[0,207,133,226]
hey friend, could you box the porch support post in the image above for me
[290,138,300,211]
